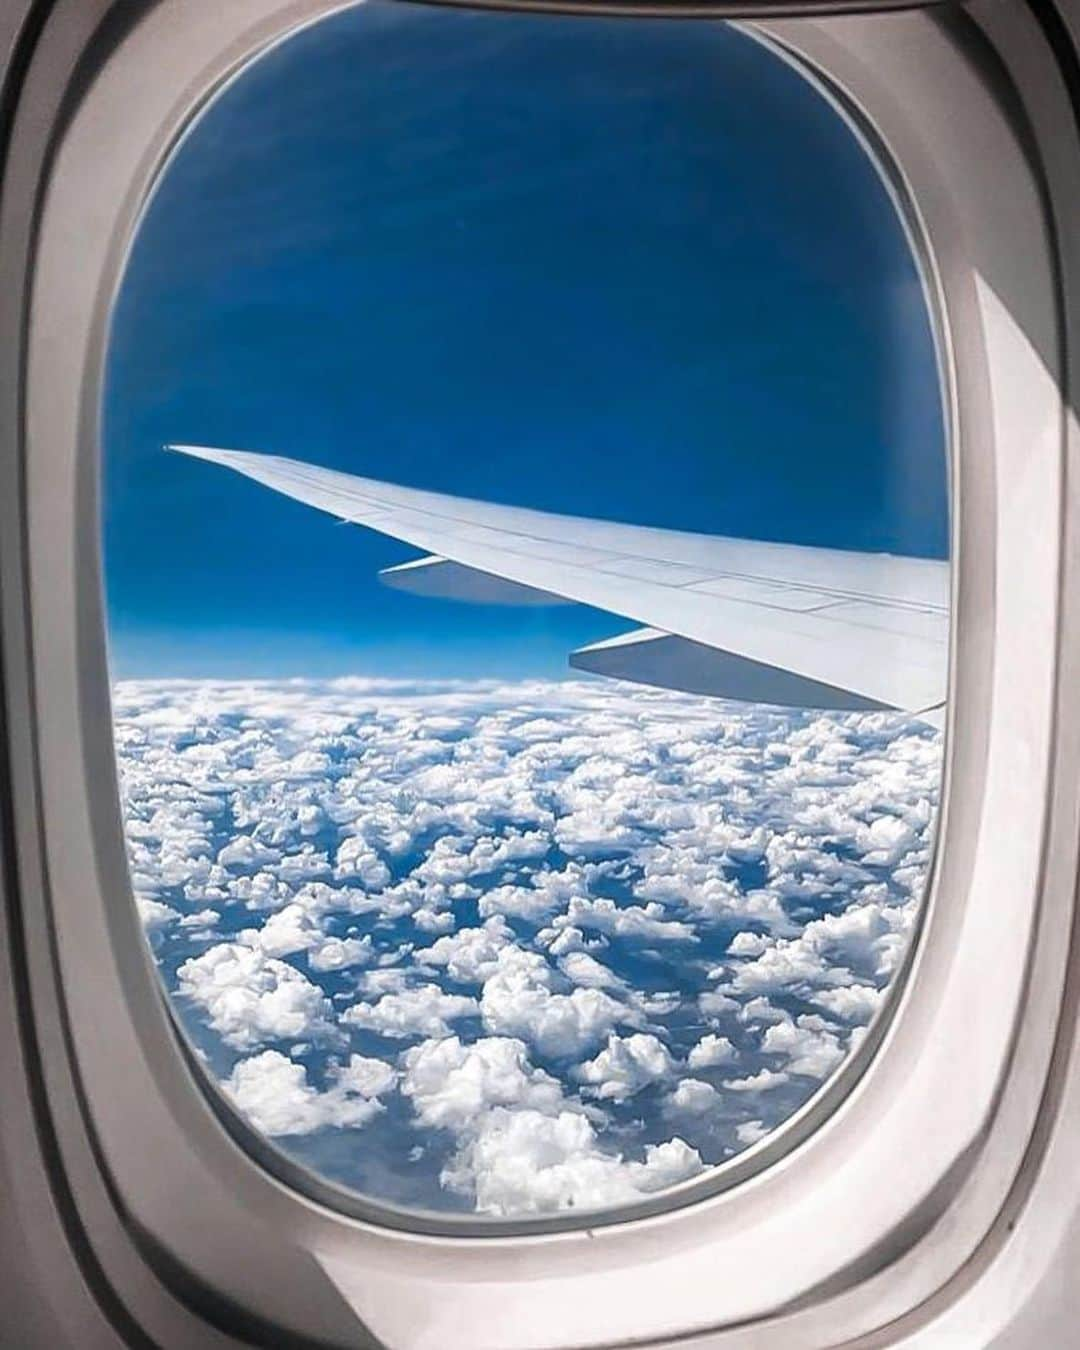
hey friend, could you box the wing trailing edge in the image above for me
[168,444,948,724]
[379,555,568,606]
[569,627,894,711]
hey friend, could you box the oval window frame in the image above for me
[2,1,1075,1346]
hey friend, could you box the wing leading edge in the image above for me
[168,444,948,726]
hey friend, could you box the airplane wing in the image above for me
[169,445,948,725]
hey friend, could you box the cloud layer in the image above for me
[115,676,940,1218]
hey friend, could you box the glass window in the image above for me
[104,3,947,1222]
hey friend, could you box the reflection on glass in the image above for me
[104,4,946,1219]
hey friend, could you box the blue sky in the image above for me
[103,2,946,679]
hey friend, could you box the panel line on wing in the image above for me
[169,445,949,718]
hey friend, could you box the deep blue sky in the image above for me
[103,2,946,679]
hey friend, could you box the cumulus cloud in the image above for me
[727,899,911,1000]
[554,896,698,944]
[223,1050,395,1136]
[177,941,336,1049]
[118,677,939,1217]
[309,934,375,972]
[137,898,180,931]
[735,1119,769,1146]
[723,1068,790,1093]
[242,902,321,958]
[667,1078,720,1114]
[558,950,624,990]
[414,830,549,887]
[217,835,280,869]
[575,1033,675,1101]
[761,1013,846,1079]
[342,983,480,1040]
[812,982,883,1024]
[687,1033,736,1069]
[417,917,516,983]
[401,1035,565,1131]
[179,907,221,930]
[477,863,596,923]
[479,947,636,1059]
[443,1109,704,1216]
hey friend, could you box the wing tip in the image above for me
[166,443,253,469]
[165,442,216,462]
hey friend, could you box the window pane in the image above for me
[104,3,947,1222]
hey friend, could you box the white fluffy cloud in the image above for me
[401,1035,565,1131]
[242,902,321,958]
[177,942,335,1049]
[558,950,624,990]
[727,899,912,1001]
[479,947,635,1059]
[554,896,697,944]
[735,1119,769,1146]
[342,984,480,1039]
[401,1031,702,1215]
[667,1078,720,1114]
[217,835,280,869]
[118,677,940,1218]
[575,1033,674,1101]
[687,1033,736,1070]
[761,1013,846,1079]
[137,898,180,930]
[444,1108,704,1216]
[812,982,883,1024]
[417,917,516,984]
[723,1068,790,1093]
[223,1050,395,1136]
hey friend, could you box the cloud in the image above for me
[761,1013,846,1079]
[413,831,549,887]
[137,898,180,930]
[687,1033,736,1069]
[558,951,624,991]
[177,941,336,1049]
[723,1068,790,1093]
[479,947,636,1059]
[554,896,698,944]
[179,907,221,930]
[217,835,281,869]
[727,899,912,999]
[698,989,739,1020]
[223,1050,395,1136]
[398,1032,702,1215]
[735,1119,769,1146]
[309,934,375,972]
[477,862,596,923]
[811,983,883,1024]
[575,1033,675,1101]
[416,917,516,984]
[119,677,939,1217]
[443,1109,704,1217]
[342,983,480,1039]
[401,1034,565,1131]
[242,902,321,958]
[334,836,392,888]
[667,1078,720,1114]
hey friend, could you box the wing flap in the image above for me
[379,556,569,606]
[570,627,893,711]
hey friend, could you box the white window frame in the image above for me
[2,0,1079,1345]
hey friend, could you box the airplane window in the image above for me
[103,3,947,1222]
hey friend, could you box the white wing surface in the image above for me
[169,445,948,723]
